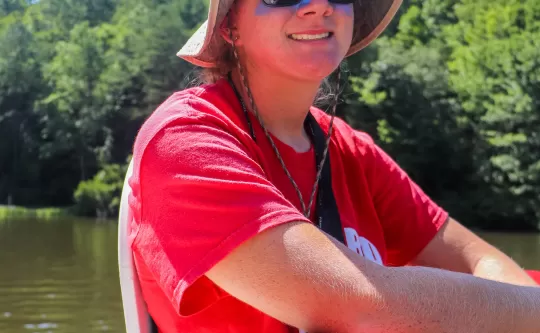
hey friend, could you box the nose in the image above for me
[295,0,334,17]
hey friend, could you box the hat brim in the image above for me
[177,0,402,68]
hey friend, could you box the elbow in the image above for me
[301,299,384,333]
[301,272,389,333]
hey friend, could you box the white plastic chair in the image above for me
[118,160,154,333]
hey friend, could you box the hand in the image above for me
[413,218,539,287]
[474,257,538,287]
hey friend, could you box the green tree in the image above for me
[0,0,27,16]
[40,21,112,181]
[0,20,44,205]
[346,37,480,226]
[1,0,538,228]
[446,0,540,229]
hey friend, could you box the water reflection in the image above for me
[0,218,538,333]
[0,218,124,333]
[477,231,540,270]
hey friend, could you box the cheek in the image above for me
[254,1,273,16]
[336,4,354,42]
[239,4,289,54]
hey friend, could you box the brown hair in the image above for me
[197,45,236,85]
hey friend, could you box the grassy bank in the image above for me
[0,205,71,220]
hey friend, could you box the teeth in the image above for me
[290,32,330,40]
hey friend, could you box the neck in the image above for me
[230,67,320,152]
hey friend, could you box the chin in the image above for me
[286,58,342,81]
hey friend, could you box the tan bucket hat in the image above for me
[177,0,402,68]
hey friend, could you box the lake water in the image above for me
[0,218,539,333]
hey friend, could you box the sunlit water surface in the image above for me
[0,218,538,333]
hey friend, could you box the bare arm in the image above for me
[413,218,538,286]
[206,221,540,333]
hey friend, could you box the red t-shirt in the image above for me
[128,78,449,333]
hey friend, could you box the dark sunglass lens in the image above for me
[263,0,301,6]
[263,0,354,6]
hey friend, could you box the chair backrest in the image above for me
[118,160,153,333]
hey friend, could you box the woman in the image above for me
[128,0,540,332]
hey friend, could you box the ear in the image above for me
[219,14,241,45]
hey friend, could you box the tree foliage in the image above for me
[0,0,538,230]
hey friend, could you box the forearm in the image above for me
[410,218,538,287]
[356,265,540,333]
[204,221,538,333]
[473,255,538,286]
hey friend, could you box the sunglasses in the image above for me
[263,0,354,7]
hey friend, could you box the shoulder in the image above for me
[130,79,257,185]
[133,79,248,160]
[136,80,240,141]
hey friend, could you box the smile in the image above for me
[288,32,332,41]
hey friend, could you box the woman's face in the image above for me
[229,0,354,81]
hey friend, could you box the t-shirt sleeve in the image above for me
[359,135,449,267]
[131,106,310,315]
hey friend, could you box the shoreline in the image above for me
[0,205,71,220]
[1,205,538,233]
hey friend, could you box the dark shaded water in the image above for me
[0,218,539,333]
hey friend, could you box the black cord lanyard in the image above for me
[227,74,344,244]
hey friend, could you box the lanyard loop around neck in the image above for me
[304,112,345,244]
[227,73,345,244]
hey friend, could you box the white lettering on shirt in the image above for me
[298,228,382,333]
[344,227,382,265]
